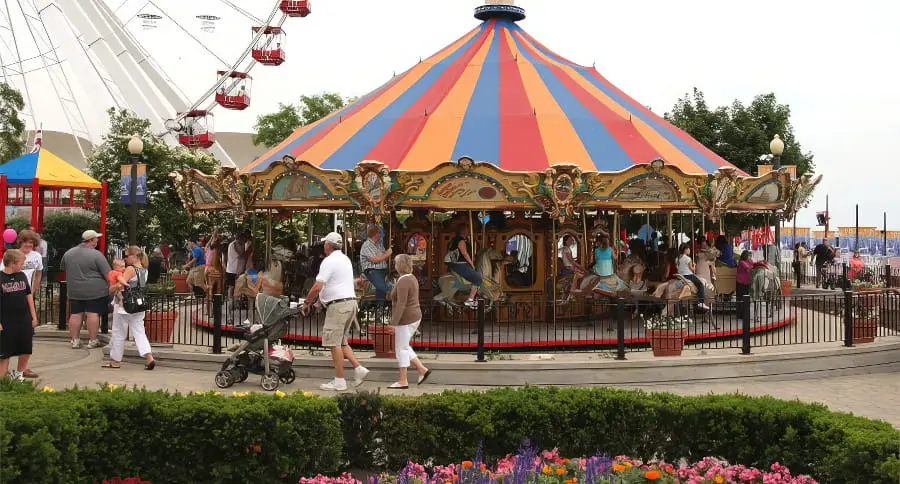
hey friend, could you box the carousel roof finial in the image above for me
[475,0,526,22]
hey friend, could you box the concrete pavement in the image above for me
[18,339,900,428]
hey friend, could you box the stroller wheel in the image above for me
[260,371,280,392]
[280,369,296,385]
[234,367,249,383]
[215,371,235,389]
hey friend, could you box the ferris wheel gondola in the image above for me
[215,71,252,110]
[280,0,312,18]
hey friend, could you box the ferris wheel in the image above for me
[0,0,312,166]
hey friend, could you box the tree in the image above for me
[253,92,347,147]
[86,108,219,249]
[665,88,815,176]
[0,82,25,163]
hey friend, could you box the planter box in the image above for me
[172,274,190,294]
[145,311,176,343]
[368,324,395,359]
[852,318,877,344]
[647,328,686,357]
[781,280,792,296]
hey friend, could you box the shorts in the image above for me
[0,321,34,358]
[70,297,109,315]
[225,272,237,287]
[321,300,358,347]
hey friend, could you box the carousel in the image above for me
[173,1,822,347]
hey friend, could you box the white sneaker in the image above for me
[464,299,478,309]
[354,366,370,387]
[319,379,347,391]
[86,339,102,349]
[698,303,710,310]
[9,370,24,381]
[71,339,81,349]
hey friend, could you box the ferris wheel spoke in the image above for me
[3,0,38,131]
[217,0,264,25]
[145,0,230,67]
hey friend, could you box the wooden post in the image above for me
[30,178,40,228]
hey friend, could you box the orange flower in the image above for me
[561,458,570,465]
[612,464,626,472]
[480,464,487,472]
[555,468,566,476]
[542,465,552,475]
[714,476,725,484]
[564,479,577,484]
[663,464,675,474]
[645,470,662,480]
[462,461,474,468]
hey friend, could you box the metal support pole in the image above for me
[855,204,859,251]
[884,212,888,257]
[774,212,781,276]
[129,155,138,245]
[843,290,854,347]
[475,299,486,362]
[57,281,68,330]
[212,293,223,354]
[615,297,626,360]
[741,294,752,354]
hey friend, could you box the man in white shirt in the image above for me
[303,232,369,391]
[225,232,248,298]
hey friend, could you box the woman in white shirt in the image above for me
[0,230,43,289]
[676,243,710,310]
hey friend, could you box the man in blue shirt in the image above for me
[182,238,206,295]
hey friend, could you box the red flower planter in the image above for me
[647,329,686,357]
[368,324,395,359]
[172,273,190,293]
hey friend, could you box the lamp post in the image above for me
[127,134,144,246]
[769,134,785,271]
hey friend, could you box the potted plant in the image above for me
[642,314,690,356]
[850,279,883,344]
[142,281,177,344]
[360,303,394,358]
[169,268,190,293]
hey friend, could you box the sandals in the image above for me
[417,369,432,386]
[101,363,121,369]
[388,382,409,389]
[145,360,156,371]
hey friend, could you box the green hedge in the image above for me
[0,384,341,484]
[2,383,898,484]
[337,387,900,484]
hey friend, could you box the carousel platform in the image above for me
[190,302,795,351]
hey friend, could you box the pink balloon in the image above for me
[3,229,17,244]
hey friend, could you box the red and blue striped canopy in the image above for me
[245,16,741,175]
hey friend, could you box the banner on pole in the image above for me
[120,163,147,205]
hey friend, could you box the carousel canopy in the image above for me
[245,3,743,176]
[0,148,101,188]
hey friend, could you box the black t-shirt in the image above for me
[449,236,472,261]
[813,244,834,265]
[1,271,31,326]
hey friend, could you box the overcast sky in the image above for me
[3,0,898,230]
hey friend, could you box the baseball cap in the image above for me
[322,232,343,246]
[82,230,103,241]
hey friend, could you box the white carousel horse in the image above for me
[575,272,631,299]
[750,262,781,321]
[652,275,717,316]
[234,260,285,319]
[433,247,513,309]
[617,255,648,292]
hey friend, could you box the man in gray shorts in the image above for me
[302,232,369,391]
[60,230,111,349]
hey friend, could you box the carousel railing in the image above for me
[42,283,900,356]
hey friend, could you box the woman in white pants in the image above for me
[103,246,155,370]
[388,254,430,389]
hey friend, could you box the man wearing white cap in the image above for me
[60,230,111,349]
[302,232,369,391]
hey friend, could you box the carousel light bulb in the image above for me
[769,134,785,156]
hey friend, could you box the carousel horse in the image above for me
[617,255,648,292]
[576,272,631,299]
[750,261,781,320]
[652,275,717,316]
[234,259,285,317]
[434,247,513,310]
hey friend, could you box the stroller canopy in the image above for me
[256,294,298,327]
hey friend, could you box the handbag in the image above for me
[122,267,150,314]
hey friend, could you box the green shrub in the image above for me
[42,211,100,266]
[338,387,899,483]
[0,387,342,484]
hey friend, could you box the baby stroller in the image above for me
[214,293,300,391]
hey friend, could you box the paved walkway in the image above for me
[19,340,900,427]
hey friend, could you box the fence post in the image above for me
[885,265,892,288]
[615,298,626,360]
[843,290,854,347]
[842,263,849,290]
[212,293,223,354]
[57,281,67,330]
[475,299,486,362]
[795,260,801,288]
[741,294,752,354]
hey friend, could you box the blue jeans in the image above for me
[364,268,390,302]
[684,274,705,301]
[451,263,482,288]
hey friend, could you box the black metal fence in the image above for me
[45,282,900,359]
[781,261,899,290]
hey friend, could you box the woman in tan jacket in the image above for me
[389,254,431,389]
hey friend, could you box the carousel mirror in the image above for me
[407,233,427,284]
[557,234,580,275]
[505,234,535,287]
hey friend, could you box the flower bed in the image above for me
[300,446,818,484]
[1,381,898,484]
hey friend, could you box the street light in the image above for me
[127,134,143,246]
[769,134,784,169]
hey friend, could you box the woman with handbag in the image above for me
[103,246,155,370]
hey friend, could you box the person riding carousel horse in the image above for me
[434,227,512,310]
[652,243,714,314]
[575,234,630,298]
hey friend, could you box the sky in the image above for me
[2,0,899,230]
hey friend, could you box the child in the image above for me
[0,249,39,380]
[676,244,710,310]
[736,250,754,298]
[108,258,129,287]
